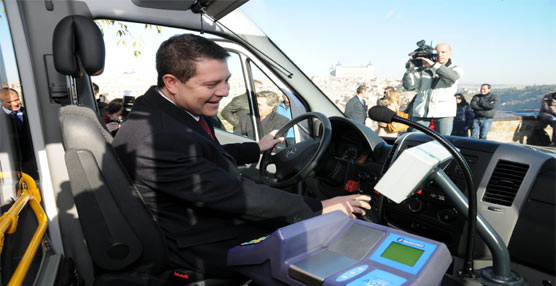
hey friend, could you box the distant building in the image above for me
[330,61,374,78]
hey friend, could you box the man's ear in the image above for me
[162,74,180,95]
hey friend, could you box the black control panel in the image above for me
[374,136,495,255]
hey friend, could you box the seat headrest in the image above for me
[52,15,105,78]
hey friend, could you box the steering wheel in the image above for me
[260,112,332,188]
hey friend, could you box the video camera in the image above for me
[122,95,135,118]
[408,40,437,68]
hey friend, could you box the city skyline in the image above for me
[241,0,556,86]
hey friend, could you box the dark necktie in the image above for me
[199,117,215,140]
[11,111,24,129]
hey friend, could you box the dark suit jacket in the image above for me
[221,93,250,127]
[344,95,367,124]
[235,111,290,139]
[112,86,321,275]
[3,107,38,178]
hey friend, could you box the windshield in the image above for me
[241,0,556,145]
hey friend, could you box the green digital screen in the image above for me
[380,242,424,267]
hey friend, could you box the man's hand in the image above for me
[258,130,285,152]
[417,57,434,67]
[321,194,371,218]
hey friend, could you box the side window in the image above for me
[217,52,249,135]
[0,9,39,202]
[92,19,301,144]
[248,61,295,146]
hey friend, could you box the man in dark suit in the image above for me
[112,34,371,277]
[1,87,38,179]
[344,84,369,124]
[221,80,262,130]
[235,90,290,140]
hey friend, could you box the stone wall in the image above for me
[488,116,553,146]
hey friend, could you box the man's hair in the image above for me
[1,87,19,97]
[356,84,368,94]
[156,34,230,88]
[106,98,123,115]
[0,87,19,102]
[481,83,491,89]
[257,90,281,110]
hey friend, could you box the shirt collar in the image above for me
[156,87,199,121]
[2,106,13,114]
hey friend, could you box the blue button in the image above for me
[336,265,369,282]
[347,269,407,286]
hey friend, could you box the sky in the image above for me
[1,1,555,87]
[240,0,556,86]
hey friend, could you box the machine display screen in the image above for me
[380,242,424,267]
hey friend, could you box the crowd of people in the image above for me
[342,42,554,144]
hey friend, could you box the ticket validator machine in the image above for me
[227,210,452,286]
[227,141,455,285]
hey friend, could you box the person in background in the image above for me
[102,98,123,136]
[93,82,107,117]
[470,83,497,139]
[539,91,556,146]
[1,87,23,116]
[236,90,290,140]
[1,87,38,178]
[112,34,371,278]
[344,84,369,124]
[403,94,417,119]
[403,43,464,135]
[376,87,401,137]
[221,80,263,129]
[451,93,474,137]
[275,93,295,146]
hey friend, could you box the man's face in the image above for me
[362,88,369,96]
[480,85,491,95]
[435,44,452,65]
[254,82,263,92]
[168,59,231,116]
[258,97,275,117]
[1,89,21,111]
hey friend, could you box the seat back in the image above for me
[53,15,169,279]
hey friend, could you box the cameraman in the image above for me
[402,43,464,135]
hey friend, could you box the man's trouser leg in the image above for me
[435,117,454,136]
[471,119,481,138]
[479,118,493,139]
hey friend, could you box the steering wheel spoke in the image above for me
[260,112,332,188]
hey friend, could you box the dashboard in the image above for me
[313,117,555,278]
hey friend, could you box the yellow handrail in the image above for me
[0,173,48,286]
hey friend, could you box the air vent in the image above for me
[483,160,529,206]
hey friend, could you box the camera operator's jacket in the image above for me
[402,60,464,118]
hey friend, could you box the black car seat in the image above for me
[52,15,233,286]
